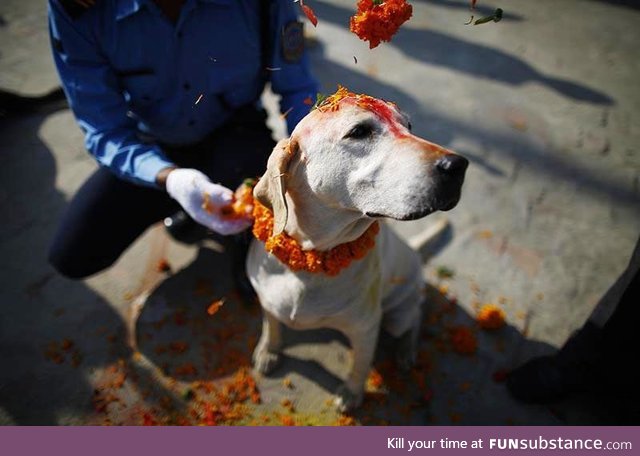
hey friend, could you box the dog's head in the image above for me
[255,88,467,234]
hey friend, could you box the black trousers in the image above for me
[600,237,640,365]
[49,107,275,279]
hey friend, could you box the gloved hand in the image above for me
[165,168,252,235]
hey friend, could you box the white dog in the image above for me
[247,90,467,411]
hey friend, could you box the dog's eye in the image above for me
[344,122,374,140]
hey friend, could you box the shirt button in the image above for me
[183,82,191,91]
[188,119,196,126]
[177,31,184,39]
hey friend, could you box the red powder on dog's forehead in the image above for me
[315,86,406,137]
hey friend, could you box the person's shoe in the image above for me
[506,322,603,404]
[163,211,209,244]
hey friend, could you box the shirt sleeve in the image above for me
[268,0,320,134]
[48,1,175,188]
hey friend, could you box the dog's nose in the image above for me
[435,154,469,176]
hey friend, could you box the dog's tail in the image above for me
[407,218,450,251]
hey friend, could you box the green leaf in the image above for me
[474,8,503,25]
[311,92,328,110]
[436,266,455,279]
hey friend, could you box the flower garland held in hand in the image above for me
[252,199,380,276]
[350,0,413,49]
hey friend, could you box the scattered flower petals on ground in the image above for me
[207,299,225,316]
[476,304,507,330]
[449,325,478,355]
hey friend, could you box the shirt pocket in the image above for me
[117,68,159,105]
[206,61,262,109]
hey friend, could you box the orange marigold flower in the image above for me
[207,299,225,316]
[350,0,413,49]
[217,179,256,220]
[335,415,357,426]
[449,325,477,355]
[367,369,384,390]
[476,304,506,330]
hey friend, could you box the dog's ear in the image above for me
[254,138,298,235]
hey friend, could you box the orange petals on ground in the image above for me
[449,325,477,355]
[476,304,506,330]
[367,369,384,390]
[207,299,225,316]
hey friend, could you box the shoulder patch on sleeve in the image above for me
[58,0,95,20]
[281,21,304,63]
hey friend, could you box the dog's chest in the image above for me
[247,239,384,330]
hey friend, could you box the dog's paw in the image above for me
[252,347,280,375]
[334,384,363,413]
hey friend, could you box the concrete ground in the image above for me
[1,0,638,425]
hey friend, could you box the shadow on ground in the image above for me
[0,93,190,425]
[0,94,130,425]
[123,242,561,426]
[305,28,637,207]
[313,1,613,106]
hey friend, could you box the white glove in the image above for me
[165,168,252,235]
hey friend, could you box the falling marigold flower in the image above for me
[476,304,506,330]
[350,0,413,49]
[300,0,318,27]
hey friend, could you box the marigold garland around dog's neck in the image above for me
[252,200,380,276]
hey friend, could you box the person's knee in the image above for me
[48,244,98,280]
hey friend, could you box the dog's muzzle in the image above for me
[366,154,469,221]
[431,154,468,211]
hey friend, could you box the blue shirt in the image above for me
[48,0,319,187]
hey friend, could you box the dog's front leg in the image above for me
[252,310,283,375]
[335,320,380,412]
